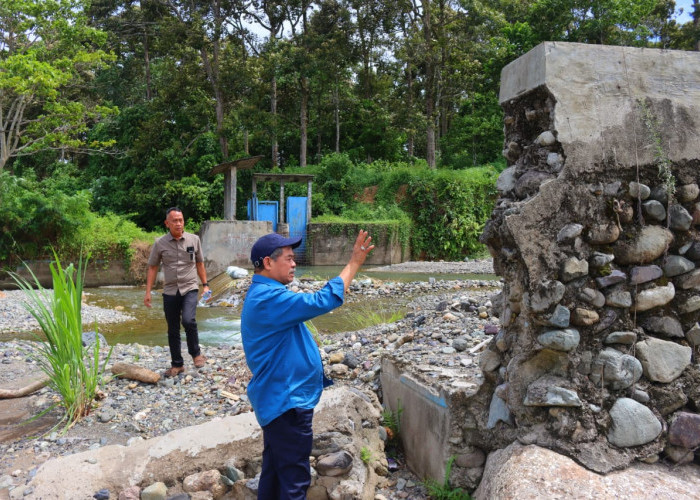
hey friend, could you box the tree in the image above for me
[0,0,117,172]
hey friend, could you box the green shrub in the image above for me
[11,253,113,431]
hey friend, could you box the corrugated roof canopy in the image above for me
[209,155,264,175]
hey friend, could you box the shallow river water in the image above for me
[33,266,496,347]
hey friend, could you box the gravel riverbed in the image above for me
[0,261,501,499]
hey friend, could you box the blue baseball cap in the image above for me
[251,233,302,268]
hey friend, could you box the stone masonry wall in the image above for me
[480,43,700,473]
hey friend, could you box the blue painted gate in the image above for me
[247,196,279,231]
[286,197,308,256]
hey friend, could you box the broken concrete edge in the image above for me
[20,386,385,499]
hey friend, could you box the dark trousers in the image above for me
[258,408,314,500]
[162,289,201,367]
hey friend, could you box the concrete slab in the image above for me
[199,220,271,276]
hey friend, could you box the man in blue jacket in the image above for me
[241,229,374,499]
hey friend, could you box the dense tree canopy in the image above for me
[1,0,698,231]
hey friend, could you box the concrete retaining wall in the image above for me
[0,260,133,289]
[307,223,409,266]
[199,220,272,277]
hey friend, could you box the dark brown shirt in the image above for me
[147,231,203,295]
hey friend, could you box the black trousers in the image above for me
[162,289,201,367]
[259,408,314,500]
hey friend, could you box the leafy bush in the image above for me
[11,253,112,431]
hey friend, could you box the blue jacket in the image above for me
[241,274,344,427]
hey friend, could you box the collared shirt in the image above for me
[147,231,203,295]
[241,274,345,427]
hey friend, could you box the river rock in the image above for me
[523,376,581,407]
[537,328,579,351]
[497,166,517,193]
[560,257,588,282]
[607,398,662,447]
[479,350,501,372]
[603,331,637,345]
[587,223,620,245]
[578,288,605,308]
[487,393,513,429]
[571,308,599,326]
[641,316,684,338]
[649,185,669,205]
[628,182,651,200]
[668,412,700,449]
[547,305,570,328]
[678,295,700,314]
[589,252,614,268]
[535,130,556,146]
[589,348,642,390]
[556,223,583,243]
[595,270,627,288]
[605,290,632,308]
[514,171,554,199]
[642,200,666,222]
[686,241,700,260]
[675,268,700,289]
[686,323,700,347]
[183,469,226,497]
[316,450,353,477]
[636,338,692,383]
[677,183,699,203]
[669,205,693,231]
[141,482,167,500]
[662,256,695,277]
[547,152,564,171]
[529,281,565,313]
[629,265,663,285]
[613,226,673,265]
[632,282,675,312]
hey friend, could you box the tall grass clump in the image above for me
[424,456,472,499]
[11,252,112,431]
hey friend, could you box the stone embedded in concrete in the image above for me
[664,444,695,465]
[629,265,663,285]
[595,270,627,288]
[636,338,692,383]
[590,348,643,390]
[605,290,632,308]
[523,376,582,407]
[571,308,599,326]
[535,130,556,146]
[547,305,571,327]
[579,287,606,308]
[593,309,618,334]
[547,152,564,171]
[642,200,666,222]
[603,331,637,345]
[662,255,695,277]
[649,186,669,205]
[632,282,675,312]
[677,295,700,314]
[316,450,353,477]
[677,183,699,203]
[686,323,700,347]
[629,182,651,200]
[589,252,614,268]
[669,204,693,231]
[183,470,227,497]
[537,328,580,351]
[641,316,684,338]
[560,257,589,282]
[487,393,514,429]
[141,482,167,500]
[479,350,501,372]
[613,225,674,265]
[497,166,517,193]
[556,223,583,243]
[529,280,566,312]
[686,241,700,260]
[455,447,487,469]
[607,398,662,448]
[514,170,555,199]
[675,268,700,289]
[586,223,620,245]
[668,412,700,449]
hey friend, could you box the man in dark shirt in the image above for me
[144,207,209,377]
[242,229,373,499]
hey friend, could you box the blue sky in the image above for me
[675,0,695,23]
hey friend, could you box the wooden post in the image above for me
[279,181,285,223]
